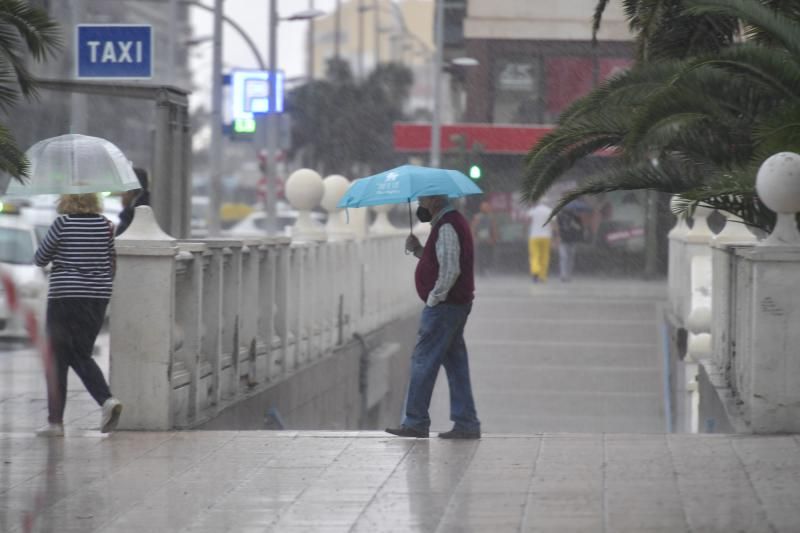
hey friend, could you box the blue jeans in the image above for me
[402,303,480,432]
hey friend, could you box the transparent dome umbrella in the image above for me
[1,134,141,196]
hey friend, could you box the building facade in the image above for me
[311,0,435,113]
[463,0,631,124]
[9,0,193,168]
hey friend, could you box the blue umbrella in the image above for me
[337,165,483,230]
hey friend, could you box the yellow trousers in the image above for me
[528,237,551,281]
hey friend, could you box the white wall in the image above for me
[465,0,631,41]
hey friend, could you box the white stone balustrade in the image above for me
[110,202,420,430]
[674,152,800,433]
[724,153,800,432]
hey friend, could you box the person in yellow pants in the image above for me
[526,201,553,282]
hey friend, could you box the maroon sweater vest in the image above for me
[415,210,475,305]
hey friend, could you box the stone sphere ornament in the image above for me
[320,174,350,213]
[286,168,326,242]
[756,152,800,245]
[286,168,324,211]
[322,174,355,239]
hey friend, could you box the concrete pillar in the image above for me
[110,206,178,430]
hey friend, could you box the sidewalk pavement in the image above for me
[2,278,799,531]
[1,431,799,532]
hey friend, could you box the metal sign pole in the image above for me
[265,0,279,235]
[208,0,224,235]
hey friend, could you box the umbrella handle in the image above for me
[407,200,413,234]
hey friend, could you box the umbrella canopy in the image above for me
[3,134,141,196]
[337,165,482,209]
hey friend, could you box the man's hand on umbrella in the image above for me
[406,235,422,257]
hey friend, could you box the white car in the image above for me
[0,216,47,339]
[225,208,326,238]
[191,196,210,238]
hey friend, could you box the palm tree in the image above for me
[523,0,800,232]
[288,59,413,176]
[0,0,61,180]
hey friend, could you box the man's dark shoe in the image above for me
[385,426,429,438]
[438,428,481,440]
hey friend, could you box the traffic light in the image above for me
[469,164,482,180]
[469,141,485,180]
[233,117,256,134]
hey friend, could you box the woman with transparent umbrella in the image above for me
[5,134,141,436]
[34,193,122,436]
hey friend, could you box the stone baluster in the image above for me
[286,168,326,242]
[173,242,205,427]
[239,239,261,387]
[273,240,291,379]
[667,196,689,317]
[199,241,225,410]
[254,241,273,383]
[681,204,714,325]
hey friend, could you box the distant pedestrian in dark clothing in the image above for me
[34,193,122,437]
[470,201,498,276]
[116,167,150,236]
[386,195,481,440]
[554,206,585,282]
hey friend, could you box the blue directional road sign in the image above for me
[76,25,152,79]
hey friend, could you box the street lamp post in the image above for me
[208,0,224,235]
[263,4,325,235]
[265,0,279,235]
[430,0,445,168]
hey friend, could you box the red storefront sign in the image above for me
[394,122,618,157]
[393,123,553,155]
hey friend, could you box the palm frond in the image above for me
[686,44,800,99]
[547,155,708,218]
[0,122,27,178]
[592,0,612,45]
[0,0,62,104]
[0,0,61,60]
[753,100,800,157]
[558,60,685,123]
[685,0,800,58]
[523,109,632,202]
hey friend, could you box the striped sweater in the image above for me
[34,214,115,299]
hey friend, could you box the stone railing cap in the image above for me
[116,205,176,246]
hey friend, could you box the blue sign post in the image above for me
[76,25,152,79]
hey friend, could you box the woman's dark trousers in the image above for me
[45,298,111,424]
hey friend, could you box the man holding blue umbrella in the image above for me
[338,164,483,439]
[386,194,481,439]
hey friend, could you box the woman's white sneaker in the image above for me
[36,423,64,437]
[101,398,122,433]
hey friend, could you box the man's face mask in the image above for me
[416,205,433,223]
